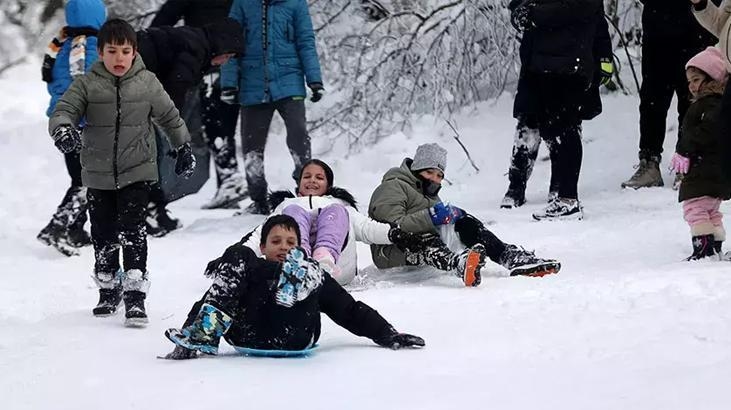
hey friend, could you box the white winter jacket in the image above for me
[694,0,731,70]
[242,195,392,285]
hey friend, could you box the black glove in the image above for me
[52,125,81,154]
[388,226,438,253]
[174,143,196,178]
[160,345,198,360]
[220,87,239,105]
[510,1,534,32]
[308,82,324,103]
[375,331,425,350]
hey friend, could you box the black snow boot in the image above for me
[92,287,123,316]
[500,189,526,209]
[234,200,270,216]
[146,203,181,238]
[67,213,92,248]
[686,234,716,261]
[499,244,561,277]
[123,290,148,327]
[37,221,79,257]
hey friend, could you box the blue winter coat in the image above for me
[221,0,322,106]
[46,0,106,117]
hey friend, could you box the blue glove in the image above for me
[429,202,464,225]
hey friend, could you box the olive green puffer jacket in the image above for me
[368,158,440,268]
[49,56,190,190]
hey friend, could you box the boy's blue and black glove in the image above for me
[52,125,81,154]
[174,143,196,178]
[429,202,465,225]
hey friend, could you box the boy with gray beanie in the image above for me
[368,143,561,285]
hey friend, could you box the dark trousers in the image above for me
[455,214,507,263]
[240,98,311,203]
[511,73,584,199]
[64,152,83,187]
[202,72,240,186]
[88,182,150,274]
[48,152,87,229]
[638,39,706,160]
[718,83,731,189]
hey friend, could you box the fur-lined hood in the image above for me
[268,187,358,210]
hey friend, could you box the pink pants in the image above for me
[682,196,725,240]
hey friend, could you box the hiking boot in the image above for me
[92,287,123,316]
[146,203,181,237]
[500,190,526,209]
[621,158,663,189]
[499,245,561,277]
[532,198,583,221]
[165,303,233,355]
[201,173,249,210]
[686,234,716,261]
[454,244,487,286]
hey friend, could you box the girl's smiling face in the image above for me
[298,164,328,196]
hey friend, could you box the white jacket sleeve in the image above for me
[347,207,392,245]
[693,0,731,38]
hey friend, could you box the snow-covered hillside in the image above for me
[2,60,731,410]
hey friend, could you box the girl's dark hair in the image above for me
[97,18,137,50]
[260,215,301,246]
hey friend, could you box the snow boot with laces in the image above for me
[499,244,561,277]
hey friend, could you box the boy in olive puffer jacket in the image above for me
[48,19,196,327]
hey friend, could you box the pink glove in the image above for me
[670,153,690,174]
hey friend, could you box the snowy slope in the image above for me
[2,60,731,410]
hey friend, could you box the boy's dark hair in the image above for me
[97,18,137,50]
[260,215,301,246]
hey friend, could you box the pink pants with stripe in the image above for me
[682,196,725,240]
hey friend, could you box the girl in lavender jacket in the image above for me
[239,159,395,285]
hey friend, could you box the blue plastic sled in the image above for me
[233,344,318,358]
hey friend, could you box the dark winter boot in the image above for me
[92,287,123,316]
[201,173,249,209]
[123,290,148,327]
[234,200,271,216]
[403,235,487,286]
[37,221,79,257]
[714,240,723,256]
[146,203,181,237]
[454,244,487,287]
[686,234,716,261]
[621,157,663,189]
[67,212,92,248]
[165,303,233,355]
[500,189,526,209]
[499,245,561,277]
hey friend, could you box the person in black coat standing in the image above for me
[621,0,716,190]
[151,0,249,210]
[501,4,612,213]
[162,215,424,359]
[505,0,604,221]
[137,17,244,236]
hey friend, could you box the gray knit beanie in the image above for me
[411,143,447,173]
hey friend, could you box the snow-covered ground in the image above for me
[2,61,731,410]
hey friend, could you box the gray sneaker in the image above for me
[621,159,664,189]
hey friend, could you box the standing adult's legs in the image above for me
[638,39,676,161]
[241,103,276,209]
[276,98,311,181]
[202,73,242,187]
[502,118,541,208]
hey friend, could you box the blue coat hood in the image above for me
[65,0,106,29]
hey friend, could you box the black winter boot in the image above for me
[37,221,79,257]
[123,290,148,327]
[92,287,123,316]
[499,245,561,277]
[146,203,181,237]
[687,234,716,261]
[67,212,92,248]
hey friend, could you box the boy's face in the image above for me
[419,168,444,185]
[100,42,136,77]
[260,225,299,262]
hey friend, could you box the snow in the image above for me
[2,59,731,410]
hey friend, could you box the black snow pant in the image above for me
[717,82,731,190]
[240,98,311,204]
[88,182,150,276]
[46,152,88,230]
[638,38,708,161]
[455,214,507,263]
[202,71,240,187]
[510,73,584,200]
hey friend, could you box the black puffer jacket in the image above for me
[641,0,717,46]
[186,247,395,350]
[513,0,603,82]
[151,0,233,28]
[137,18,243,109]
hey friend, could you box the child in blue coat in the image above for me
[37,0,106,257]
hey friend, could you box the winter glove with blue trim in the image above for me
[52,125,81,154]
[429,202,465,225]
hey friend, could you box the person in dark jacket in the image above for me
[504,0,604,221]
[163,214,424,359]
[501,6,612,211]
[151,0,249,210]
[669,46,730,260]
[37,0,106,257]
[221,0,324,215]
[136,18,244,236]
[621,0,717,189]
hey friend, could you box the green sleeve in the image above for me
[48,77,87,137]
[369,181,435,233]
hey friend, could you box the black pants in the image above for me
[638,39,707,160]
[48,152,87,229]
[202,72,240,186]
[718,83,731,189]
[511,73,584,200]
[455,214,507,263]
[240,98,311,203]
[64,152,83,187]
[88,182,150,274]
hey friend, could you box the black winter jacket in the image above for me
[677,92,731,202]
[641,0,717,46]
[137,19,243,109]
[186,247,395,350]
[515,0,603,82]
[151,0,233,28]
